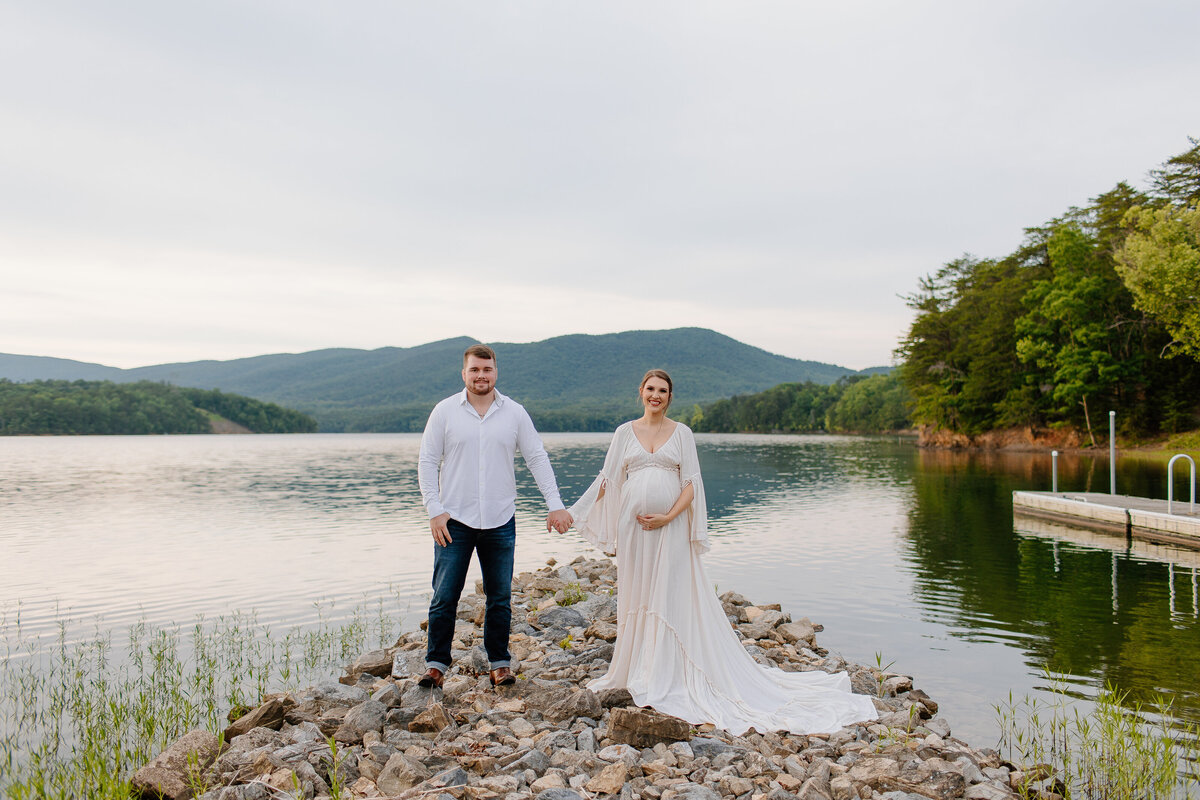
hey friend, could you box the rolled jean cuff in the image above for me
[489,659,511,670]
[425,660,450,673]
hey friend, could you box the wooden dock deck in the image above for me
[1013,491,1200,547]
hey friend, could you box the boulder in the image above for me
[131,729,223,800]
[525,686,603,722]
[376,752,432,794]
[596,687,634,708]
[534,606,587,630]
[409,702,455,734]
[222,697,289,742]
[349,649,394,678]
[585,761,628,794]
[334,699,387,744]
[608,707,691,748]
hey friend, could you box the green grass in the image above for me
[1,596,403,799]
[996,676,1199,799]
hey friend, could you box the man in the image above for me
[417,344,572,688]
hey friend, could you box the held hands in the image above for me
[547,509,573,534]
[636,513,671,531]
[430,512,452,547]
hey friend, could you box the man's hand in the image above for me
[546,509,572,534]
[430,513,452,547]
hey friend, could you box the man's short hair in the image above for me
[463,344,497,364]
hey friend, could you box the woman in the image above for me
[569,369,877,735]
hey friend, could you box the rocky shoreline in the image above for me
[132,557,1043,800]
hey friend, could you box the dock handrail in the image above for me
[1167,454,1196,516]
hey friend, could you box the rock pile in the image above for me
[133,556,1033,800]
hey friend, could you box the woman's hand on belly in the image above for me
[636,513,671,530]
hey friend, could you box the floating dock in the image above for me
[1013,491,1200,547]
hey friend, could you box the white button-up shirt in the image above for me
[418,388,565,529]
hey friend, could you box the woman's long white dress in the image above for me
[569,421,877,736]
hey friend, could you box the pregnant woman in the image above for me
[568,369,877,735]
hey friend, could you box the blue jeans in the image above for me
[426,516,515,672]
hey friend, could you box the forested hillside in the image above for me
[0,329,873,432]
[0,381,318,435]
[896,139,1200,445]
[691,373,910,434]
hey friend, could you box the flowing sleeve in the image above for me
[568,424,628,556]
[678,424,710,555]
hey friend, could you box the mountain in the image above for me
[0,328,866,431]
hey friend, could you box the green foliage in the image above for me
[1148,136,1200,206]
[558,582,587,606]
[1014,225,1139,444]
[996,677,1197,799]
[825,374,911,433]
[897,141,1200,439]
[1116,203,1200,361]
[0,380,317,435]
[1,599,401,799]
[693,373,910,434]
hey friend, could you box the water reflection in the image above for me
[2,433,1198,748]
[902,447,1200,731]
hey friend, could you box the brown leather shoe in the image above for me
[489,666,516,687]
[417,667,444,688]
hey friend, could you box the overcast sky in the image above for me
[2,1,1197,370]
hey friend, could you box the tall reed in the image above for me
[1,594,404,799]
[995,675,1198,799]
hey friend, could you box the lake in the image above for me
[2,432,1198,749]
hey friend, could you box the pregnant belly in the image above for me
[622,469,679,517]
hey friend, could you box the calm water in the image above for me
[2,433,1199,747]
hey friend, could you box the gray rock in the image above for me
[463,646,491,674]
[597,687,634,708]
[402,683,441,707]
[376,752,432,794]
[541,729,578,751]
[536,606,587,630]
[350,649,394,678]
[596,743,640,764]
[963,785,1012,800]
[535,790,585,800]
[689,737,741,760]
[664,782,722,800]
[608,707,691,748]
[526,686,603,722]
[392,650,424,679]
[385,706,422,729]
[195,784,274,800]
[371,682,404,708]
[924,717,952,738]
[956,756,986,785]
[570,643,615,666]
[574,595,617,622]
[427,766,470,788]
[296,680,369,711]
[131,729,222,800]
[506,748,551,775]
[223,697,289,742]
[783,755,807,780]
[577,726,595,752]
[334,699,386,744]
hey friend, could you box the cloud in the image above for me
[2,1,1198,370]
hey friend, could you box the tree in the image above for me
[1116,203,1200,361]
[1014,225,1135,445]
[1148,136,1200,206]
